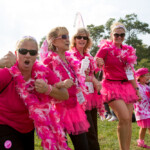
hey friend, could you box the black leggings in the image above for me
[69,132,89,150]
[0,125,34,150]
[85,108,100,150]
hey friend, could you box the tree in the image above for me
[119,14,150,45]
[135,58,150,70]
[87,13,150,66]
[87,24,105,56]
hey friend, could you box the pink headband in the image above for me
[135,68,149,77]
[112,25,126,31]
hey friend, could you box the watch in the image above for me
[135,87,139,90]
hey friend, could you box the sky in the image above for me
[0,0,150,57]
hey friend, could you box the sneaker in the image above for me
[137,139,150,149]
[106,114,112,120]
[108,116,118,122]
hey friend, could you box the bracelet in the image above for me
[45,84,52,95]
[90,76,93,82]
[135,87,139,91]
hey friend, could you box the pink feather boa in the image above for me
[98,40,137,66]
[9,61,71,150]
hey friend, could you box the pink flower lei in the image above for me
[70,47,101,74]
[47,50,81,81]
[48,50,88,92]
[9,61,71,150]
[99,40,137,66]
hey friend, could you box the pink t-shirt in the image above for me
[0,68,34,133]
[95,42,128,80]
[0,67,59,133]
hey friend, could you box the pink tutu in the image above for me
[101,79,138,104]
[85,90,103,110]
[137,118,150,128]
[84,91,105,116]
[56,102,90,135]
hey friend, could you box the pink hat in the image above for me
[135,68,149,77]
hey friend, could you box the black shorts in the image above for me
[0,125,34,150]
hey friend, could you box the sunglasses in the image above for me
[18,49,38,56]
[56,35,69,39]
[113,33,125,38]
[75,36,88,40]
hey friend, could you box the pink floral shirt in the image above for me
[134,83,150,121]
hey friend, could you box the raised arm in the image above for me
[0,51,16,68]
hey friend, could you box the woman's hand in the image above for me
[96,57,104,68]
[0,51,16,68]
[92,77,102,92]
[35,79,48,93]
[63,79,74,89]
[55,79,74,89]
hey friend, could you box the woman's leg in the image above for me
[139,128,147,140]
[20,129,34,150]
[104,103,111,116]
[148,128,150,135]
[69,132,89,150]
[126,104,133,150]
[109,100,132,150]
[91,108,98,138]
[85,108,100,150]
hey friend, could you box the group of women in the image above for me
[0,22,142,150]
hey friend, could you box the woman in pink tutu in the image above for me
[40,27,90,150]
[69,27,104,150]
[134,68,150,148]
[95,22,141,150]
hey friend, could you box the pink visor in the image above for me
[135,68,149,77]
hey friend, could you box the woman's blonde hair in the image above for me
[16,36,38,50]
[110,22,126,33]
[47,27,69,52]
[70,28,92,53]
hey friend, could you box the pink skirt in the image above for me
[56,102,90,135]
[101,79,138,104]
[137,118,150,128]
[85,90,103,110]
[84,91,105,116]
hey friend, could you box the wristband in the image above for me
[90,76,93,82]
[45,84,52,95]
[135,87,139,91]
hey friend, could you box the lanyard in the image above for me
[59,57,79,87]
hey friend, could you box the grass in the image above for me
[35,118,150,150]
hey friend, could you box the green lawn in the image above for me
[35,118,149,150]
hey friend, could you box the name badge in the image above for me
[85,82,94,93]
[125,66,134,80]
[76,88,85,104]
